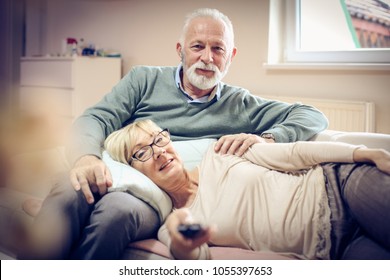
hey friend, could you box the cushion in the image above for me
[126,239,297,260]
[103,138,216,221]
[311,130,390,151]
[172,138,217,170]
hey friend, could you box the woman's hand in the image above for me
[353,148,390,175]
[166,208,214,259]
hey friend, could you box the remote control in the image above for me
[177,223,205,238]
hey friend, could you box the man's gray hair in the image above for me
[179,8,235,50]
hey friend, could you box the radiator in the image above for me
[262,96,375,132]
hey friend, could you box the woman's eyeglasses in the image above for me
[130,129,170,162]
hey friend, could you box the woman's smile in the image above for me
[159,158,174,171]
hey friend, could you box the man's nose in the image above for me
[200,47,213,64]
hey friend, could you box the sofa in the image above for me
[1,129,389,260]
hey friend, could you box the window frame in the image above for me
[265,0,390,70]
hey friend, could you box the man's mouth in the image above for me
[159,159,174,171]
[196,68,215,75]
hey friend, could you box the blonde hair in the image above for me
[104,119,162,165]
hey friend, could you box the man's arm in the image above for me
[214,96,328,155]
[66,110,124,203]
[252,102,329,143]
[67,70,140,166]
[66,70,140,202]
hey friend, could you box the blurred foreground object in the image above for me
[0,111,69,258]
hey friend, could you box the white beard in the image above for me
[184,60,230,90]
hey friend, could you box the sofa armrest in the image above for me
[311,130,390,151]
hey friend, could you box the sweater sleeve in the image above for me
[243,141,362,171]
[243,94,329,143]
[66,68,141,165]
[265,103,329,143]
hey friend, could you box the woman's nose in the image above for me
[153,146,166,159]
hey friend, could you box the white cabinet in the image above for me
[20,56,121,119]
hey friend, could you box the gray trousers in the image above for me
[322,163,390,259]
[20,176,160,259]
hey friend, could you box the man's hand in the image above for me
[69,155,113,204]
[214,133,274,156]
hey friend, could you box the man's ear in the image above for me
[176,42,183,59]
[230,47,237,62]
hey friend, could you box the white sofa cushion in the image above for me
[312,130,390,151]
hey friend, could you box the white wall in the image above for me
[26,0,390,133]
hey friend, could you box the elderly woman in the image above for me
[104,119,390,260]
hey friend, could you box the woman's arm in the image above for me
[243,141,390,174]
[243,141,358,171]
[353,148,390,174]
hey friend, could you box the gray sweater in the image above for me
[69,65,328,164]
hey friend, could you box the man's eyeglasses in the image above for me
[130,129,170,163]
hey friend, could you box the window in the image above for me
[267,0,390,69]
